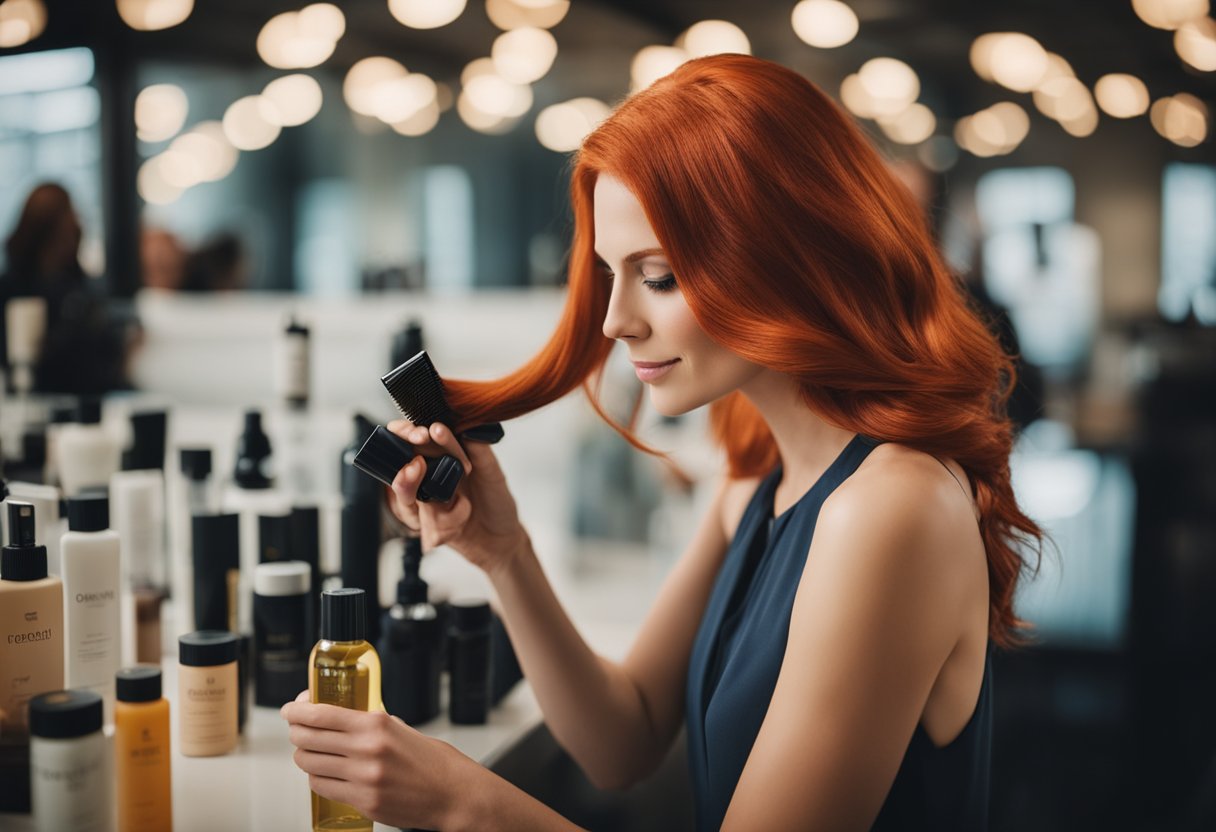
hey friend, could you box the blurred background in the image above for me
[0,1,1214,829]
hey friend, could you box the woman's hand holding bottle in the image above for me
[385,420,529,575]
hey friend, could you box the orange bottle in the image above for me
[115,666,173,831]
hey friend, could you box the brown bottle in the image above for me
[0,500,65,813]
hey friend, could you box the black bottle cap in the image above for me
[2,501,48,581]
[77,397,102,425]
[320,587,367,642]
[179,630,240,666]
[125,410,168,471]
[66,493,109,532]
[449,598,491,632]
[234,410,272,489]
[50,403,78,424]
[180,447,213,481]
[191,513,240,570]
[29,690,103,739]
[117,666,163,702]
[390,320,425,370]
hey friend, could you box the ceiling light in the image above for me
[222,95,282,151]
[135,83,188,143]
[170,123,238,182]
[988,32,1048,92]
[535,97,611,152]
[1175,17,1216,70]
[1033,76,1093,121]
[1094,73,1150,118]
[0,0,47,48]
[116,0,193,32]
[371,74,438,123]
[456,90,516,134]
[485,0,569,31]
[464,73,532,118]
[878,102,936,144]
[390,100,441,136]
[261,74,324,127]
[857,57,919,116]
[631,45,689,92]
[676,20,751,58]
[491,27,558,83]
[344,57,408,116]
[137,157,183,205]
[257,5,343,70]
[1151,93,1208,145]
[1131,0,1209,30]
[387,0,466,29]
[791,0,858,49]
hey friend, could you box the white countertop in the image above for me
[1,539,672,832]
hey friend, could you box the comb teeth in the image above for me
[381,350,458,427]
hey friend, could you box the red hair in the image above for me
[443,54,1042,648]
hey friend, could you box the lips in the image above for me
[632,358,680,383]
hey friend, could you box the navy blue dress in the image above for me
[685,434,991,830]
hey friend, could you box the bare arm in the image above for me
[487,475,737,789]
[721,465,981,829]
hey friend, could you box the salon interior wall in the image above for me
[139,63,570,293]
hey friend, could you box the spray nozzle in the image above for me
[6,500,36,547]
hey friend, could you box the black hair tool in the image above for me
[351,425,463,503]
[380,350,505,446]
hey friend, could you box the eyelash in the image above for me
[599,267,677,294]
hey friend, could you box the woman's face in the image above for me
[594,174,765,417]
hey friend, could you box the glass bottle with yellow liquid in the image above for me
[310,588,383,832]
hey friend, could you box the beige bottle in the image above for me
[178,630,239,757]
[0,501,65,814]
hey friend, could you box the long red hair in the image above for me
[443,54,1042,648]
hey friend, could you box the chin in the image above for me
[648,387,702,418]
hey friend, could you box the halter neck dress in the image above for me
[684,434,991,830]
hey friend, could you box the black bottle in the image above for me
[448,599,492,725]
[378,537,441,725]
[234,410,273,490]
[340,414,382,644]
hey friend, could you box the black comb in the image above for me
[380,350,504,444]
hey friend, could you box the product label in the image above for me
[180,667,237,754]
[31,738,110,830]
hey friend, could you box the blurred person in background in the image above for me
[140,225,187,291]
[284,55,1044,831]
[181,231,249,292]
[0,182,136,394]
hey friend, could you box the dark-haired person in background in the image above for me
[0,182,137,395]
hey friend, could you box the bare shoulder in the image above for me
[719,474,766,541]
[811,443,984,600]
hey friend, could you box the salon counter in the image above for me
[0,539,672,831]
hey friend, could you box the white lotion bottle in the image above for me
[29,689,114,832]
[57,399,121,498]
[61,493,122,727]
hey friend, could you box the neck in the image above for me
[738,370,856,493]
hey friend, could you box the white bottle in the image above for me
[111,469,166,664]
[29,688,115,832]
[57,399,121,498]
[61,493,122,727]
[5,296,48,395]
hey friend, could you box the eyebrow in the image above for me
[592,247,666,265]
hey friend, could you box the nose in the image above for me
[602,281,647,341]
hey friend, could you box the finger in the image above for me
[418,494,472,547]
[295,748,353,779]
[391,459,425,508]
[386,419,416,436]
[428,422,472,474]
[308,773,364,809]
[289,723,350,755]
[281,701,363,731]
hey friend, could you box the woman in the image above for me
[284,54,1042,830]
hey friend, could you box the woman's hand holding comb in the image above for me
[385,419,530,575]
